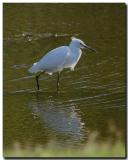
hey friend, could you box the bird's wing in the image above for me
[39,46,70,70]
[29,46,70,73]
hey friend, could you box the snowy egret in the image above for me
[28,37,96,90]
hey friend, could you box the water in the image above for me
[3,4,126,149]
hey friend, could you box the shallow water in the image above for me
[3,4,126,149]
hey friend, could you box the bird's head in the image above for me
[70,37,96,52]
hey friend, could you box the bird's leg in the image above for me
[35,71,45,91]
[36,75,40,90]
[57,72,60,91]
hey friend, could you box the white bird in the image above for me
[28,37,96,90]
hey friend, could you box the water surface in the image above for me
[3,3,126,149]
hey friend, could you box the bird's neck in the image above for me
[69,44,81,54]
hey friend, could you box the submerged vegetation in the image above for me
[4,132,125,158]
[4,141,125,157]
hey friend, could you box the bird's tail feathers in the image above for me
[28,63,41,73]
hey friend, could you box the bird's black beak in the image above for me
[86,46,97,52]
[83,44,97,53]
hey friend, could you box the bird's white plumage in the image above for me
[28,37,86,75]
[29,46,70,74]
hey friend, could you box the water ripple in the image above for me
[4,32,80,42]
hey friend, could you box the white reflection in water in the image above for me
[29,94,86,142]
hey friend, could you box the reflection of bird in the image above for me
[29,96,85,142]
[28,37,96,90]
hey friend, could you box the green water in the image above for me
[3,3,126,149]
